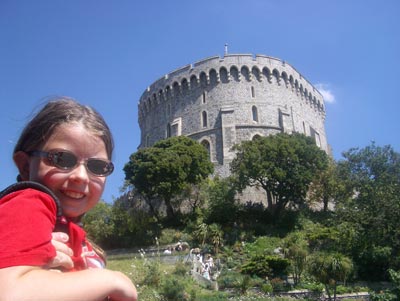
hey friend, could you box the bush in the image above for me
[370,290,397,301]
[241,255,290,278]
[143,260,162,287]
[161,278,189,301]
[237,274,252,295]
[173,261,190,276]
[218,269,243,289]
[270,277,286,292]
[261,282,273,294]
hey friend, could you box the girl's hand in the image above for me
[48,232,74,270]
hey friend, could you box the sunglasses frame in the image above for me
[28,149,114,177]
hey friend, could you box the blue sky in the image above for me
[1,0,399,202]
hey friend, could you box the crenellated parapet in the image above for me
[137,53,329,180]
[138,54,325,122]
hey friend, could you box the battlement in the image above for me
[139,54,324,117]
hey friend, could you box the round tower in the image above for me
[138,54,328,177]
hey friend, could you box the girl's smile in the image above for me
[26,122,108,218]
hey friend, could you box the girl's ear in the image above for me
[13,151,31,181]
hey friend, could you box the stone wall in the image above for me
[138,53,329,178]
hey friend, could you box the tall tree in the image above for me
[335,143,400,280]
[230,133,329,218]
[307,158,346,211]
[123,136,214,220]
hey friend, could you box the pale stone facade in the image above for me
[138,54,329,179]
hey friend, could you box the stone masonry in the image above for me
[138,53,328,179]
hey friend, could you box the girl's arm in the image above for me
[0,265,137,301]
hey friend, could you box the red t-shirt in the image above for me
[0,188,104,270]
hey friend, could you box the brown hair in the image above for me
[14,96,114,159]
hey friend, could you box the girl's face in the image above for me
[26,123,108,218]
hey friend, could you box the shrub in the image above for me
[161,278,189,301]
[270,277,286,292]
[261,282,273,294]
[370,290,397,301]
[237,274,252,295]
[218,269,242,289]
[143,260,162,287]
[241,255,290,278]
[173,260,190,277]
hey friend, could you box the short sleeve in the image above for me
[0,189,57,268]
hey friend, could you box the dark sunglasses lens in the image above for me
[52,151,77,169]
[87,159,114,176]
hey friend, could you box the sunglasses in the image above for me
[29,149,114,177]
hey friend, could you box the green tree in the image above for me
[124,136,214,220]
[83,201,114,246]
[335,143,400,280]
[205,177,239,225]
[307,252,353,301]
[230,133,329,218]
[282,231,309,285]
[307,158,346,211]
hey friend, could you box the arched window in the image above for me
[181,78,189,95]
[262,67,271,82]
[200,72,208,87]
[252,66,261,81]
[251,86,255,98]
[220,67,229,83]
[190,75,198,89]
[202,91,206,104]
[173,82,180,96]
[209,69,218,85]
[202,111,208,128]
[252,106,258,122]
[201,140,211,159]
[272,69,280,84]
[230,66,239,82]
[241,66,250,81]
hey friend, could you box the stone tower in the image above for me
[138,54,328,178]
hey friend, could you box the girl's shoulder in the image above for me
[0,183,59,221]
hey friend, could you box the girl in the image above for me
[0,97,137,301]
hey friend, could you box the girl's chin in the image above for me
[61,207,86,219]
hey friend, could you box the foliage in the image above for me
[335,143,400,280]
[307,158,344,211]
[282,231,308,285]
[158,228,188,246]
[307,251,353,301]
[83,201,114,245]
[143,260,162,287]
[124,136,214,220]
[109,196,160,248]
[237,274,252,295]
[218,269,243,290]
[243,236,282,255]
[161,278,191,301]
[370,291,397,301]
[230,133,329,219]
[191,221,223,255]
[204,177,239,226]
[241,255,290,279]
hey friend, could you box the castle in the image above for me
[138,53,328,179]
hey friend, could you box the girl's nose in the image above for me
[70,162,90,182]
